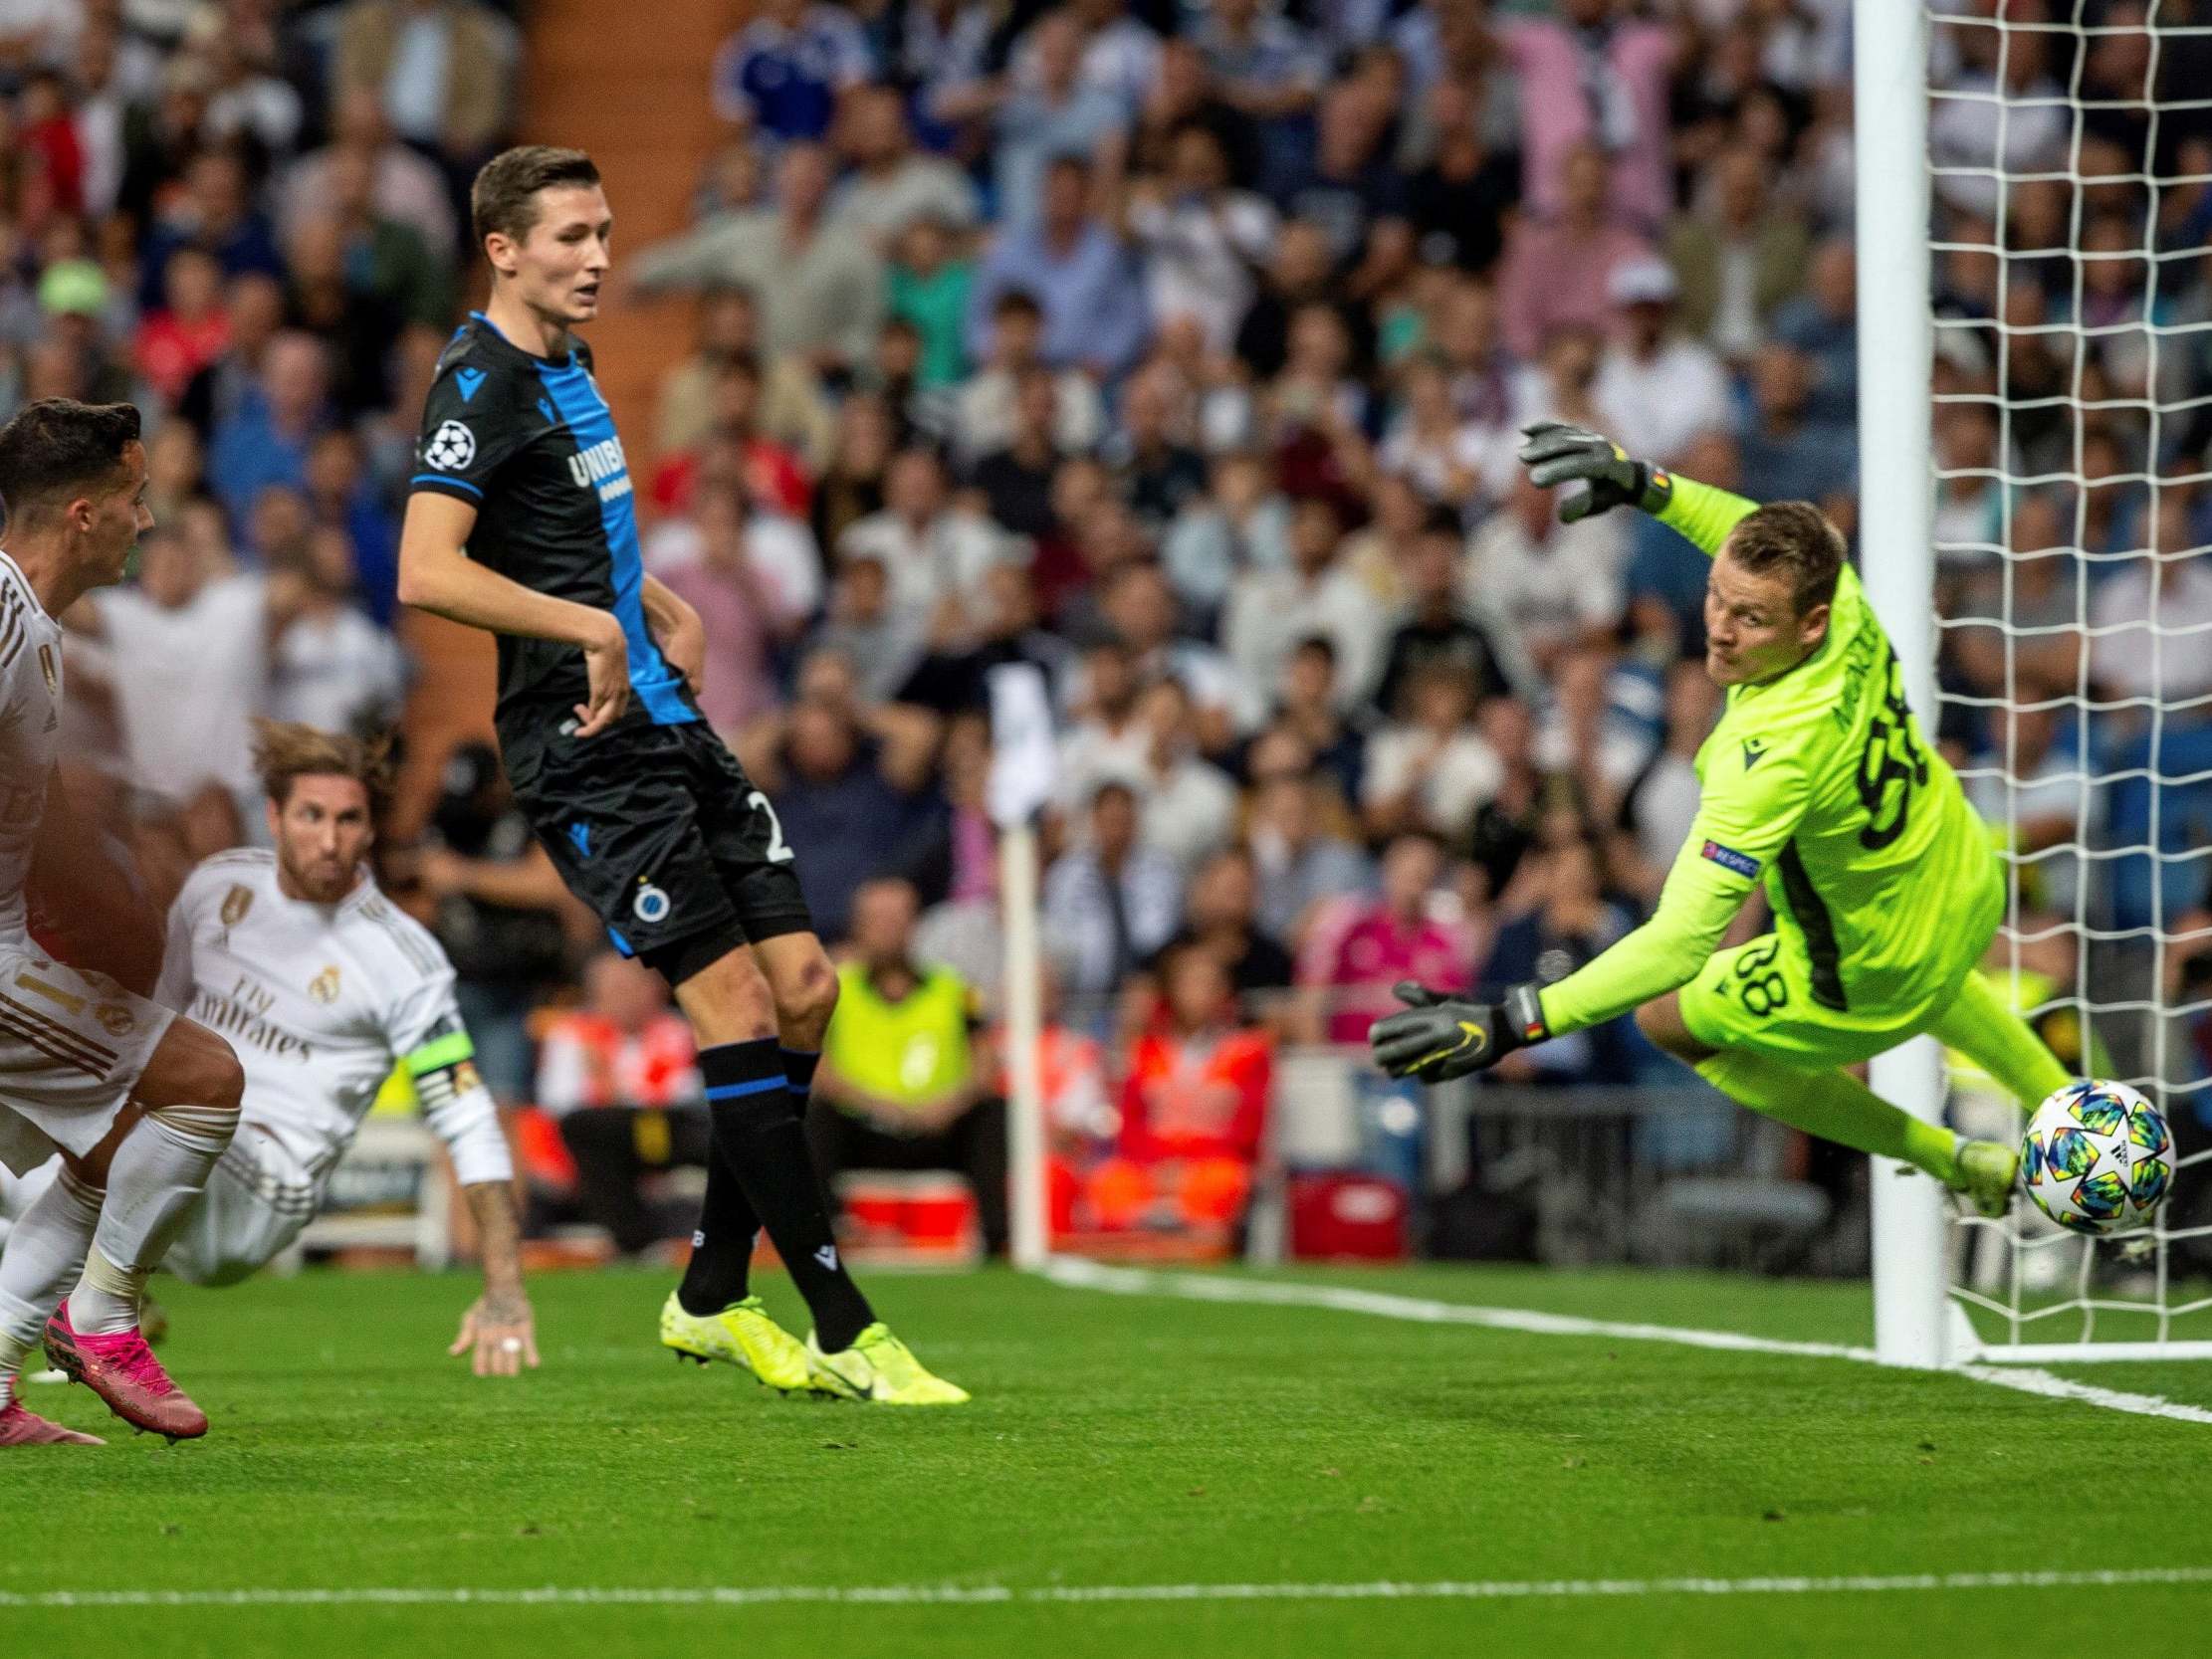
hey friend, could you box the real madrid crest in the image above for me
[308,964,341,1005]
[94,1002,135,1037]
[221,885,254,929]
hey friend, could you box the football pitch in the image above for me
[10,1262,2212,1658]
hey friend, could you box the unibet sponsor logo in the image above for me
[566,434,633,503]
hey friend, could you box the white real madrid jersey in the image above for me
[156,850,467,1183]
[0,549,67,939]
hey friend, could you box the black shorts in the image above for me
[504,716,812,982]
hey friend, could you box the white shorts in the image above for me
[0,943,176,1175]
[163,1128,320,1287]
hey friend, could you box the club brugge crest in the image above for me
[221,885,254,928]
[632,882,671,925]
[309,964,342,1005]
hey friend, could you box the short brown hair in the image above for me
[252,719,393,816]
[471,145,601,251]
[1722,500,1845,617]
[0,399,140,527]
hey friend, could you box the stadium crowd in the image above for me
[6,0,2211,1252]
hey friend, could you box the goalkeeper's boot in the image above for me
[1951,1139,2021,1220]
[659,1291,812,1393]
[41,1302,207,1442]
[805,1324,970,1405]
[0,1395,103,1446]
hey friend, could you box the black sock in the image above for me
[688,1038,873,1348]
[781,1046,821,1103]
[675,1048,828,1317]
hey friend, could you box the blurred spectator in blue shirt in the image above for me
[966,154,1148,378]
[1768,236,1858,430]
[983,12,1127,229]
[207,329,329,534]
[138,147,284,310]
[1733,341,1855,520]
[712,0,875,144]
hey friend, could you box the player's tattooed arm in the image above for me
[452,1177,538,1379]
[397,492,631,736]
[639,575,705,697]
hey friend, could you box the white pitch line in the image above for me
[1039,1257,2212,1425]
[7,1567,2212,1610]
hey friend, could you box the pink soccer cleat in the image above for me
[0,1396,104,1446]
[42,1303,208,1442]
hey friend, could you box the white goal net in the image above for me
[1913,0,2212,1361]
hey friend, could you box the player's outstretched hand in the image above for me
[1516,421,1670,523]
[1370,979,1549,1084]
[450,1292,541,1378]
[575,614,630,737]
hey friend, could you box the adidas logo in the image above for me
[813,1245,839,1271]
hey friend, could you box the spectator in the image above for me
[981,11,1127,232]
[1080,943,1270,1234]
[1102,360,1207,529]
[1157,846,1294,1002]
[1375,506,1512,720]
[711,0,873,143]
[540,951,707,1260]
[808,548,926,706]
[810,877,1008,1254]
[1465,694,1548,904]
[1274,78,1405,267]
[1618,660,1718,904]
[897,560,1080,721]
[1377,351,1496,511]
[302,426,401,625]
[656,481,820,739]
[653,286,834,470]
[1058,637,1153,812]
[1404,77,1518,276]
[177,269,285,438]
[1246,770,1372,949]
[133,245,229,410]
[1162,449,1292,618]
[1362,661,1502,843]
[279,88,457,263]
[206,328,331,530]
[1089,560,1239,749]
[829,82,980,250]
[841,444,1016,623]
[1232,216,1356,380]
[1591,258,1731,469]
[1042,779,1184,1001]
[808,388,896,552]
[1769,236,1858,429]
[1125,121,1278,357]
[1262,635,1369,805]
[1494,0,1675,235]
[1222,495,1389,722]
[966,363,1066,538]
[1734,341,1856,518]
[954,287,1105,463]
[2092,493,2212,710]
[330,0,516,177]
[268,525,405,734]
[965,153,1148,380]
[1495,140,1654,361]
[886,216,975,391]
[318,145,456,331]
[1125,676,1238,871]
[1464,469,1628,684]
[649,353,813,518]
[196,24,303,156]
[1478,836,1638,1085]
[1295,831,1477,1043]
[33,258,133,406]
[744,660,942,941]
[283,214,403,415]
[631,142,884,376]
[1665,145,1812,359]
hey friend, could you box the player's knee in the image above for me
[786,950,839,1029]
[148,1021,246,1129]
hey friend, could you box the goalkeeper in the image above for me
[1372,423,2072,1216]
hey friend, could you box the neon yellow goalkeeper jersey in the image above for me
[1539,478,2003,1037]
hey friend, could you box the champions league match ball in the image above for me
[2021,1081,2175,1236]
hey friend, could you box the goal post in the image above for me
[1868,1,2212,1366]
[1857,0,1952,1369]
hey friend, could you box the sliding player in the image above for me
[0,721,538,1373]
[0,398,244,1445]
[396,146,963,1402]
[1373,423,2070,1214]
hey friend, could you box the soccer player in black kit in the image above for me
[398,146,966,1403]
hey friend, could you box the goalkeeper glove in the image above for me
[1369,980,1551,1085]
[1517,421,1674,522]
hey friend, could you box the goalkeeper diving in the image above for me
[1372,423,2072,1216]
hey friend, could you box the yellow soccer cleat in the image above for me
[1952,1138,2021,1221]
[659,1291,813,1393]
[804,1324,970,1405]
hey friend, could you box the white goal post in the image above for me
[1867,0,2212,1365]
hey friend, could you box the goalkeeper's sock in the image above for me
[1694,1051,1960,1181]
[1925,968,2075,1111]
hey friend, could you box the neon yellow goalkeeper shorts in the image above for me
[1677,933,1982,1071]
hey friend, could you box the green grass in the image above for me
[9,1262,2212,1658]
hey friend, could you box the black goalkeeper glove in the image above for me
[1369,980,1551,1085]
[1516,421,1674,523]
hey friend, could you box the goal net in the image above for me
[1906,0,2212,1362]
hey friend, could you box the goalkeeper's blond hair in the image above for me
[250,719,393,817]
[1723,501,1846,619]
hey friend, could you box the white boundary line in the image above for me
[1038,1258,2212,1426]
[8,1567,2212,1610]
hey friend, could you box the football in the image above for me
[2021,1081,2175,1235]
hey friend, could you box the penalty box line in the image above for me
[11,1568,2212,1609]
[1037,1257,2212,1426]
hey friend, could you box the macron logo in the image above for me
[455,367,486,403]
[812,1245,839,1271]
